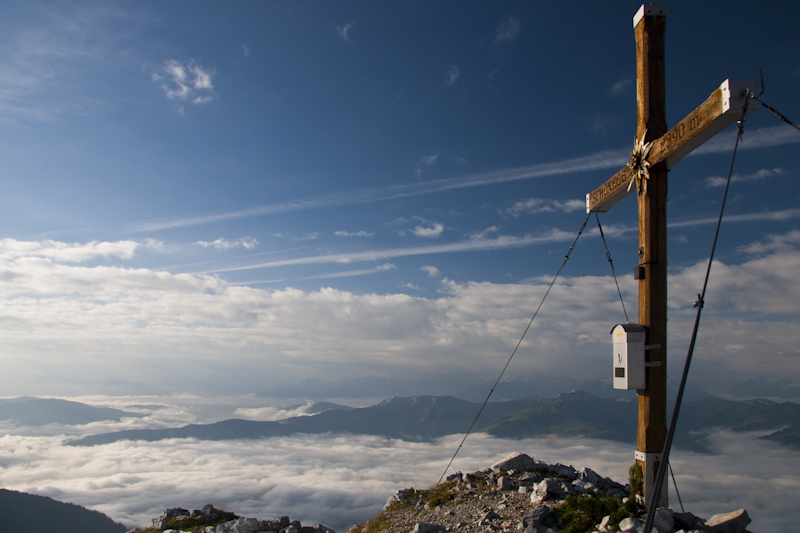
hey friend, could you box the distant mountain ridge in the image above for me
[68,391,800,452]
[0,397,144,426]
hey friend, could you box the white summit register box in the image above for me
[611,323,647,390]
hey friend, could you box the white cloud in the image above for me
[470,226,499,241]
[415,152,441,178]
[124,148,632,232]
[242,44,251,58]
[196,238,258,250]
[154,59,215,105]
[705,168,784,188]
[420,266,440,277]
[336,22,354,42]
[668,208,800,229]
[411,222,444,238]
[690,125,800,156]
[299,263,396,280]
[445,65,459,86]
[494,17,520,44]
[0,238,139,262]
[200,230,590,272]
[504,198,585,217]
[738,229,800,255]
[608,77,633,96]
[0,3,140,121]
[233,402,317,421]
[333,230,375,237]
[143,239,167,252]
[1,233,800,400]
[421,154,440,166]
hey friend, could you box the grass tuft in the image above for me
[557,491,639,533]
[133,509,239,533]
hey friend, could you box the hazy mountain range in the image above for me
[0,397,144,426]
[255,377,722,402]
[63,391,800,453]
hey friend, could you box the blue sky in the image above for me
[1,0,799,397]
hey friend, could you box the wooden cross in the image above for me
[586,4,757,509]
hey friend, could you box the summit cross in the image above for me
[585,4,757,510]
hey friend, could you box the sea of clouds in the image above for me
[0,395,798,532]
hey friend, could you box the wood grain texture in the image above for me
[587,87,725,213]
[635,8,668,511]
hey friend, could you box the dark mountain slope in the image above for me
[0,489,127,533]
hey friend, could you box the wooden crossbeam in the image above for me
[586,78,758,214]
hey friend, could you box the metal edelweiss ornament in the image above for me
[627,129,653,194]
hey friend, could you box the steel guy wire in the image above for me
[669,461,685,513]
[436,213,592,486]
[595,214,629,323]
[643,90,749,533]
[749,70,800,133]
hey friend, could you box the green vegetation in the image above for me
[628,463,643,500]
[422,480,457,508]
[134,510,238,533]
[353,507,398,533]
[351,480,462,533]
[557,491,639,533]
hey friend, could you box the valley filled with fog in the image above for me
[0,394,798,532]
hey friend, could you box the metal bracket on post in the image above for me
[644,344,662,367]
[635,450,668,511]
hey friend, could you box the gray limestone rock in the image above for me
[705,509,751,533]
[498,476,515,491]
[216,517,264,533]
[445,472,462,482]
[192,505,223,520]
[411,523,445,533]
[597,515,615,532]
[491,452,540,473]
[518,471,541,485]
[577,467,601,485]
[618,517,644,533]
[549,463,577,481]
[520,505,559,533]
[385,488,416,509]
[673,511,705,531]
[572,479,595,494]
[652,507,674,533]
[555,480,576,497]
[530,479,572,504]
[154,508,191,529]
[304,525,336,533]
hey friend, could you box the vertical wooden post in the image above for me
[634,4,668,510]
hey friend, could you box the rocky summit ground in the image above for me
[348,452,753,533]
[132,452,753,533]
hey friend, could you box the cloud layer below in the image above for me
[0,426,795,532]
